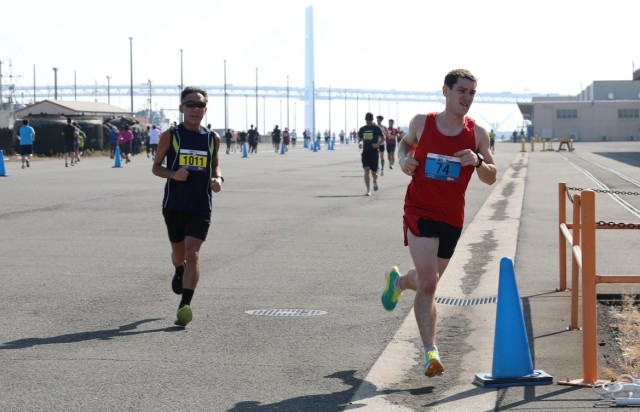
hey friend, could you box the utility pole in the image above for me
[52,67,59,100]
[0,60,4,110]
[106,75,111,104]
[148,79,152,121]
[33,64,36,104]
[129,36,134,116]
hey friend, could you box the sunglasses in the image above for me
[183,101,207,109]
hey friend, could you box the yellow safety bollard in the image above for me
[520,137,526,152]
[542,139,546,151]
[530,137,535,152]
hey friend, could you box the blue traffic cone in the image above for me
[112,146,122,168]
[474,257,553,387]
[304,139,309,149]
[0,150,7,176]
[242,143,248,158]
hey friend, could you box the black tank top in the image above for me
[162,124,216,212]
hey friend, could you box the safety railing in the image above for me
[557,182,640,386]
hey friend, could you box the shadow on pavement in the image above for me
[0,318,182,349]
[228,369,433,412]
[594,152,640,167]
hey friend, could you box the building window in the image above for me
[618,108,639,119]
[556,109,577,119]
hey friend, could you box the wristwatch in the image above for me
[214,176,224,182]
[475,153,484,168]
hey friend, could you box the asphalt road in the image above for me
[1,139,638,411]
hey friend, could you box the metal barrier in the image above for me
[557,182,640,386]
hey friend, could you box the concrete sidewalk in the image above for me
[348,141,640,411]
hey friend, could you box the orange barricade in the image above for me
[557,182,640,386]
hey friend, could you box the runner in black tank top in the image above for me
[152,86,224,327]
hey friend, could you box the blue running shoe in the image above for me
[423,349,444,377]
[174,305,193,327]
[381,266,402,311]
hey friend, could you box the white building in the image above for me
[517,69,640,141]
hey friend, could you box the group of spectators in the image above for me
[107,123,161,163]
[221,124,263,154]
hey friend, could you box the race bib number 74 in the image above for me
[425,153,461,182]
[179,149,208,171]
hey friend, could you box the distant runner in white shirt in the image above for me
[148,124,161,158]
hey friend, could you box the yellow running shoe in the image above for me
[174,305,193,327]
[381,266,402,311]
[423,349,444,377]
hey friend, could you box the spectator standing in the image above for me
[62,117,78,167]
[18,119,36,169]
[109,126,119,159]
[118,124,133,163]
[148,124,161,159]
[271,125,281,152]
[282,127,290,151]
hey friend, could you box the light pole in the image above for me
[344,89,347,140]
[286,75,289,129]
[356,93,359,129]
[262,95,265,135]
[32,64,36,104]
[255,67,258,131]
[106,76,111,104]
[245,94,248,130]
[129,36,133,116]
[224,60,227,133]
[0,60,4,110]
[148,79,152,122]
[179,49,184,122]
[52,67,59,100]
[294,101,297,130]
[328,85,332,137]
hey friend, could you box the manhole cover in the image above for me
[435,296,496,306]
[245,309,328,317]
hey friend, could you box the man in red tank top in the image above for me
[380,69,497,378]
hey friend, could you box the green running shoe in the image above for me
[381,266,402,311]
[172,262,186,295]
[423,349,444,377]
[174,305,193,327]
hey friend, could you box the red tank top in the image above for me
[404,113,477,228]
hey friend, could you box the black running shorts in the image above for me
[403,216,462,259]
[162,209,211,243]
[361,150,379,171]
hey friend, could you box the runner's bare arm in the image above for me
[473,124,497,185]
[398,114,424,175]
[210,132,223,193]
[453,124,497,185]
[152,130,189,182]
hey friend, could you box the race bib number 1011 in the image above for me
[425,153,461,182]
[179,149,208,171]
